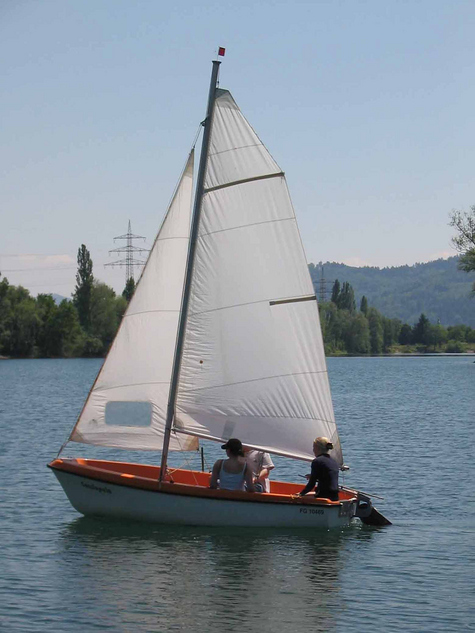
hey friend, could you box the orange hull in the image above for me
[48,458,358,527]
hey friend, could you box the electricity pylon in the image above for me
[317,265,335,303]
[105,220,149,282]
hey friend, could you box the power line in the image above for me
[0,253,69,257]
[12,281,73,289]
[1,266,75,272]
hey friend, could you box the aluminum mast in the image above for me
[159,60,221,481]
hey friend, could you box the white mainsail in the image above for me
[70,151,198,452]
[175,90,342,464]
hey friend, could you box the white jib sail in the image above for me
[70,151,198,452]
[175,90,342,464]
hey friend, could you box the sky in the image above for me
[1,0,474,297]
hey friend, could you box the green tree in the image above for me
[330,279,341,305]
[430,324,448,351]
[115,295,128,322]
[36,294,59,356]
[0,274,11,354]
[368,307,383,354]
[81,334,104,357]
[55,300,86,356]
[339,282,356,313]
[90,281,120,353]
[412,313,431,346]
[13,300,38,356]
[399,323,413,345]
[122,277,136,302]
[73,244,94,331]
[447,324,469,342]
[450,206,475,291]
[37,297,84,357]
[330,279,355,312]
[1,285,38,356]
[446,339,466,353]
[319,301,346,354]
[0,274,8,302]
[382,317,402,352]
[343,312,370,354]
[360,295,368,315]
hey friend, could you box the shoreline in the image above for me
[2,352,474,361]
[330,352,475,358]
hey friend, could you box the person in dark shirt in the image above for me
[296,436,339,501]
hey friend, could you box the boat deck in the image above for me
[49,458,356,506]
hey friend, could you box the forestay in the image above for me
[70,152,198,452]
[175,90,342,464]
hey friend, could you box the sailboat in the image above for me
[49,56,389,528]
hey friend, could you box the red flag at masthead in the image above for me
[218,47,225,57]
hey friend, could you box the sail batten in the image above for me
[208,141,263,157]
[269,294,317,306]
[188,293,320,318]
[89,381,171,393]
[204,171,284,194]
[197,216,295,240]
[176,369,330,394]
[123,309,180,318]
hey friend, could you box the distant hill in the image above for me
[309,257,475,327]
[52,294,67,305]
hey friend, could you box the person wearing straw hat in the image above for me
[296,436,339,501]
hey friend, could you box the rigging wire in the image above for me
[191,121,203,151]
[166,435,212,487]
[160,122,203,216]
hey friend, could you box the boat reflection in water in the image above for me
[59,518,376,632]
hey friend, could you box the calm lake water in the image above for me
[0,357,474,632]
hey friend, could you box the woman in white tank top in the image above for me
[209,438,255,492]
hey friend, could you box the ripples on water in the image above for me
[0,357,473,632]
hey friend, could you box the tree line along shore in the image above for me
[1,244,474,360]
